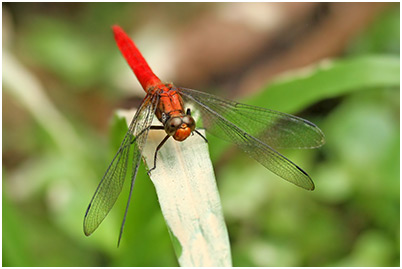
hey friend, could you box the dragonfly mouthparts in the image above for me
[173,126,192,141]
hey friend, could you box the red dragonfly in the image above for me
[84,25,325,245]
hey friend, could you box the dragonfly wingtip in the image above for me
[83,227,91,237]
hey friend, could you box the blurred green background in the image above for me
[2,2,399,266]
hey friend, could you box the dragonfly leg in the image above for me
[147,135,170,175]
[128,125,164,145]
[150,125,165,130]
[194,129,208,143]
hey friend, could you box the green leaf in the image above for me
[246,55,400,113]
[110,111,131,150]
[2,193,34,266]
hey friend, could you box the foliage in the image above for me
[3,3,399,267]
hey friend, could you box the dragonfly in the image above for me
[84,25,325,246]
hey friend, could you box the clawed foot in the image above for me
[147,166,156,176]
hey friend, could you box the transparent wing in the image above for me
[179,88,322,190]
[179,88,324,149]
[84,94,158,236]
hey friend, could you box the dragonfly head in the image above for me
[165,115,195,142]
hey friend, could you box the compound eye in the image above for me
[165,117,182,136]
[182,115,196,131]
